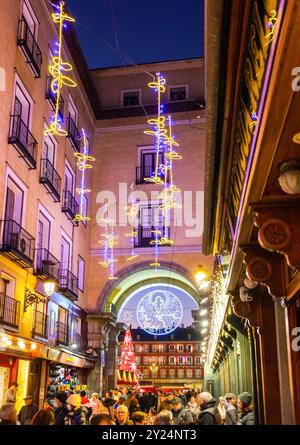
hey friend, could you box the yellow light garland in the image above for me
[44,1,77,137]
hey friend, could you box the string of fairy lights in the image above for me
[45,1,184,281]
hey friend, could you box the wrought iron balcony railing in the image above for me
[8,114,37,169]
[17,17,42,78]
[57,321,69,345]
[0,293,20,329]
[58,269,79,301]
[32,310,48,338]
[67,115,81,153]
[40,158,61,202]
[0,220,35,267]
[34,248,60,281]
[134,226,171,248]
[62,190,80,225]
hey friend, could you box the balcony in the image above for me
[134,227,171,248]
[57,321,69,345]
[8,115,37,169]
[40,158,61,202]
[0,220,35,268]
[0,293,20,329]
[67,115,81,153]
[58,269,79,301]
[34,248,60,280]
[17,17,42,78]
[62,190,80,225]
[32,310,48,339]
[45,76,64,120]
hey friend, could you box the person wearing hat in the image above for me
[64,393,87,425]
[237,392,255,425]
[17,396,38,425]
[170,396,194,425]
[54,391,69,425]
[224,393,238,425]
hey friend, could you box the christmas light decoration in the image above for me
[265,10,278,46]
[144,73,167,184]
[44,1,77,137]
[125,191,139,261]
[74,129,95,223]
[99,203,118,280]
[119,327,139,386]
[137,289,183,335]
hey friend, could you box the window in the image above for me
[178,369,184,379]
[143,344,149,352]
[195,357,202,365]
[60,233,71,271]
[4,177,25,226]
[160,368,166,378]
[0,273,15,299]
[37,210,51,251]
[152,344,157,352]
[143,356,150,365]
[195,368,202,378]
[58,306,68,325]
[135,345,141,353]
[13,79,32,128]
[186,369,193,378]
[178,345,184,352]
[135,203,169,247]
[143,368,149,378]
[158,356,166,365]
[178,356,184,365]
[168,369,175,378]
[186,344,193,352]
[137,147,164,184]
[42,134,56,165]
[169,345,175,352]
[77,256,85,292]
[135,356,140,365]
[68,95,78,125]
[22,0,38,37]
[169,356,176,365]
[169,85,188,101]
[64,161,75,195]
[186,356,193,365]
[122,90,140,107]
[158,344,165,353]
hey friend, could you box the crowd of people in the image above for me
[0,382,255,426]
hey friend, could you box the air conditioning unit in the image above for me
[239,286,254,302]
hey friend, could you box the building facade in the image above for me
[119,327,204,390]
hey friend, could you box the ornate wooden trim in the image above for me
[240,243,288,299]
[251,198,300,270]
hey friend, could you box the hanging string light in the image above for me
[125,190,139,261]
[45,1,77,137]
[74,129,95,223]
[144,73,167,184]
[99,202,118,280]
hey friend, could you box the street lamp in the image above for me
[150,363,158,388]
[24,279,56,312]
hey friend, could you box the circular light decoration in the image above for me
[137,289,183,336]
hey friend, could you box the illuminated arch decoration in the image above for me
[137,289,183,336]
[99,203,118,280]
[44,1,77,137]
[74,129,95,223]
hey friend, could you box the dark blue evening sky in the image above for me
[66,0,204,69]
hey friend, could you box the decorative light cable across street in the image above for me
[45,0,77,137]
[99,203,118,280]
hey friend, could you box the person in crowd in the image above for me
[115,405,133,425]
[64,394,87,425]
[90,413,115,425]
[90,393,101,416]
[0,403,17,425]
[154,410,173,425]
[224,393,238,425]
[186,395,200,418]
[178,390,187,406]
[197,392,221,425]
[18,396,38,425]
[80,391,90,406]
[132,411,148,425]
[170,396,194,425]
[128,397,140,419]
[99,390,116,418]
[147,407,157,425]
[31,409,55,425]
[158,392,173,412]
[114,396,127,411]
[112,388,121,402]
[43,400,54,412]
[237,392,255,425]
[121,387,129,399]
[5,382,18,405]
[54,392,69,425]
[80,391,92,421]
[217,396,226,424]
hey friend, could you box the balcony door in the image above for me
[60,236,71,271]
[14,83,31,128]
[141,149,163,178]
[64,163,74,196]
[37,212,51,252]
[4,179,24,226]
[138,204,164,246]
[42,136,55,165]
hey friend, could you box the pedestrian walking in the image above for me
[64,394,87,425]
[54,392,69,425]
[224,393,238,425]
[197,392,222,425]
[237,392,255,425]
